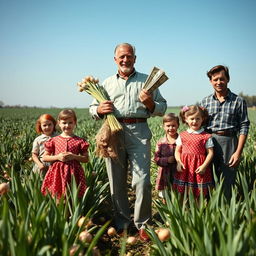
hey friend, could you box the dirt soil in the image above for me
[93,175,160,256]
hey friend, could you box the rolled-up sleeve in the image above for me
[238,99,250,135]
[151,89,167,117]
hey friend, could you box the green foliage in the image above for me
[0,158,109,255]
[148,108,256,256]
[0,107,255,255]
[0,108,109,255]
[149,177,256,256]
[238,92,256,108]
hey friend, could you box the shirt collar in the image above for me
[41,134,51,138]
[116,69,136,79]
[163,134,178,144]
[212,88,231,100]
[187,128,204,134]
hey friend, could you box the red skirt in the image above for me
[173,153,213,197]
[41,161,87,199]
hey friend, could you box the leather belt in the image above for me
[212,130,237,137]
[117,118,147,124]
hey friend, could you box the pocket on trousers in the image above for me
[134,123,152,140]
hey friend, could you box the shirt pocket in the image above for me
[222,107,236,125]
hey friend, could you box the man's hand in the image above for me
[97,100,114,115]
[139,89,155,113]
[229,151,241,167]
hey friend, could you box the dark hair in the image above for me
[163,113,179,126]
[207,65,230,82]
[35,114,56,134]
[180,105,209,126]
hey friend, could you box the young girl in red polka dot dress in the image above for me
[41,109,89,199]
[173,105,214,197]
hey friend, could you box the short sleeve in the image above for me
[80,139,89,153]
[32,139,39,154]
[176,135,182,146]
[205,136,214,148]
[44,138,55,154]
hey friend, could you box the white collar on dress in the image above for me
[187,128,204,134]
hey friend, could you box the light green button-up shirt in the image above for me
[89,70,167,119]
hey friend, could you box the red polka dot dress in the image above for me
[41,135,89,199]
[173,130,213,197]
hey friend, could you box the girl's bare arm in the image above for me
[68,152,89,163]
[42,151,69,162]
[175,145,184,172]
[195,147,214,174]
[32,152,45,170]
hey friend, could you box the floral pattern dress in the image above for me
[41,135,89,199]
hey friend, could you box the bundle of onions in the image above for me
[77,76,122,133]
[95,120,118,159]
[77,76,121,159]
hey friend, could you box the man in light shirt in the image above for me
[89,43,167,240]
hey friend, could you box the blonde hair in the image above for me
[180,105,209,126]
[57,109,77,123]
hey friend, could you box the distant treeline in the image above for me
[0,105,58,109]
[239,93,256,107]
[1,92,255,108]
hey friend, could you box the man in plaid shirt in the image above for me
[200,65,250,200]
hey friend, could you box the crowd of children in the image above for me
[154,106,214,199]
[32,105,215,201]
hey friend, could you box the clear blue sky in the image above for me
[1,0,256,108]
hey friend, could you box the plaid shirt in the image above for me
[200,89,250,135]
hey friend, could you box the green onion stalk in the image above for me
[77,76,122,133]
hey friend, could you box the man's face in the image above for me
[210,70,229,94]
[114,45,136,76]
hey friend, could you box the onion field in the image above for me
[0,107,255,256]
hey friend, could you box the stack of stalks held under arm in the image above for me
[77,76,122,159]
